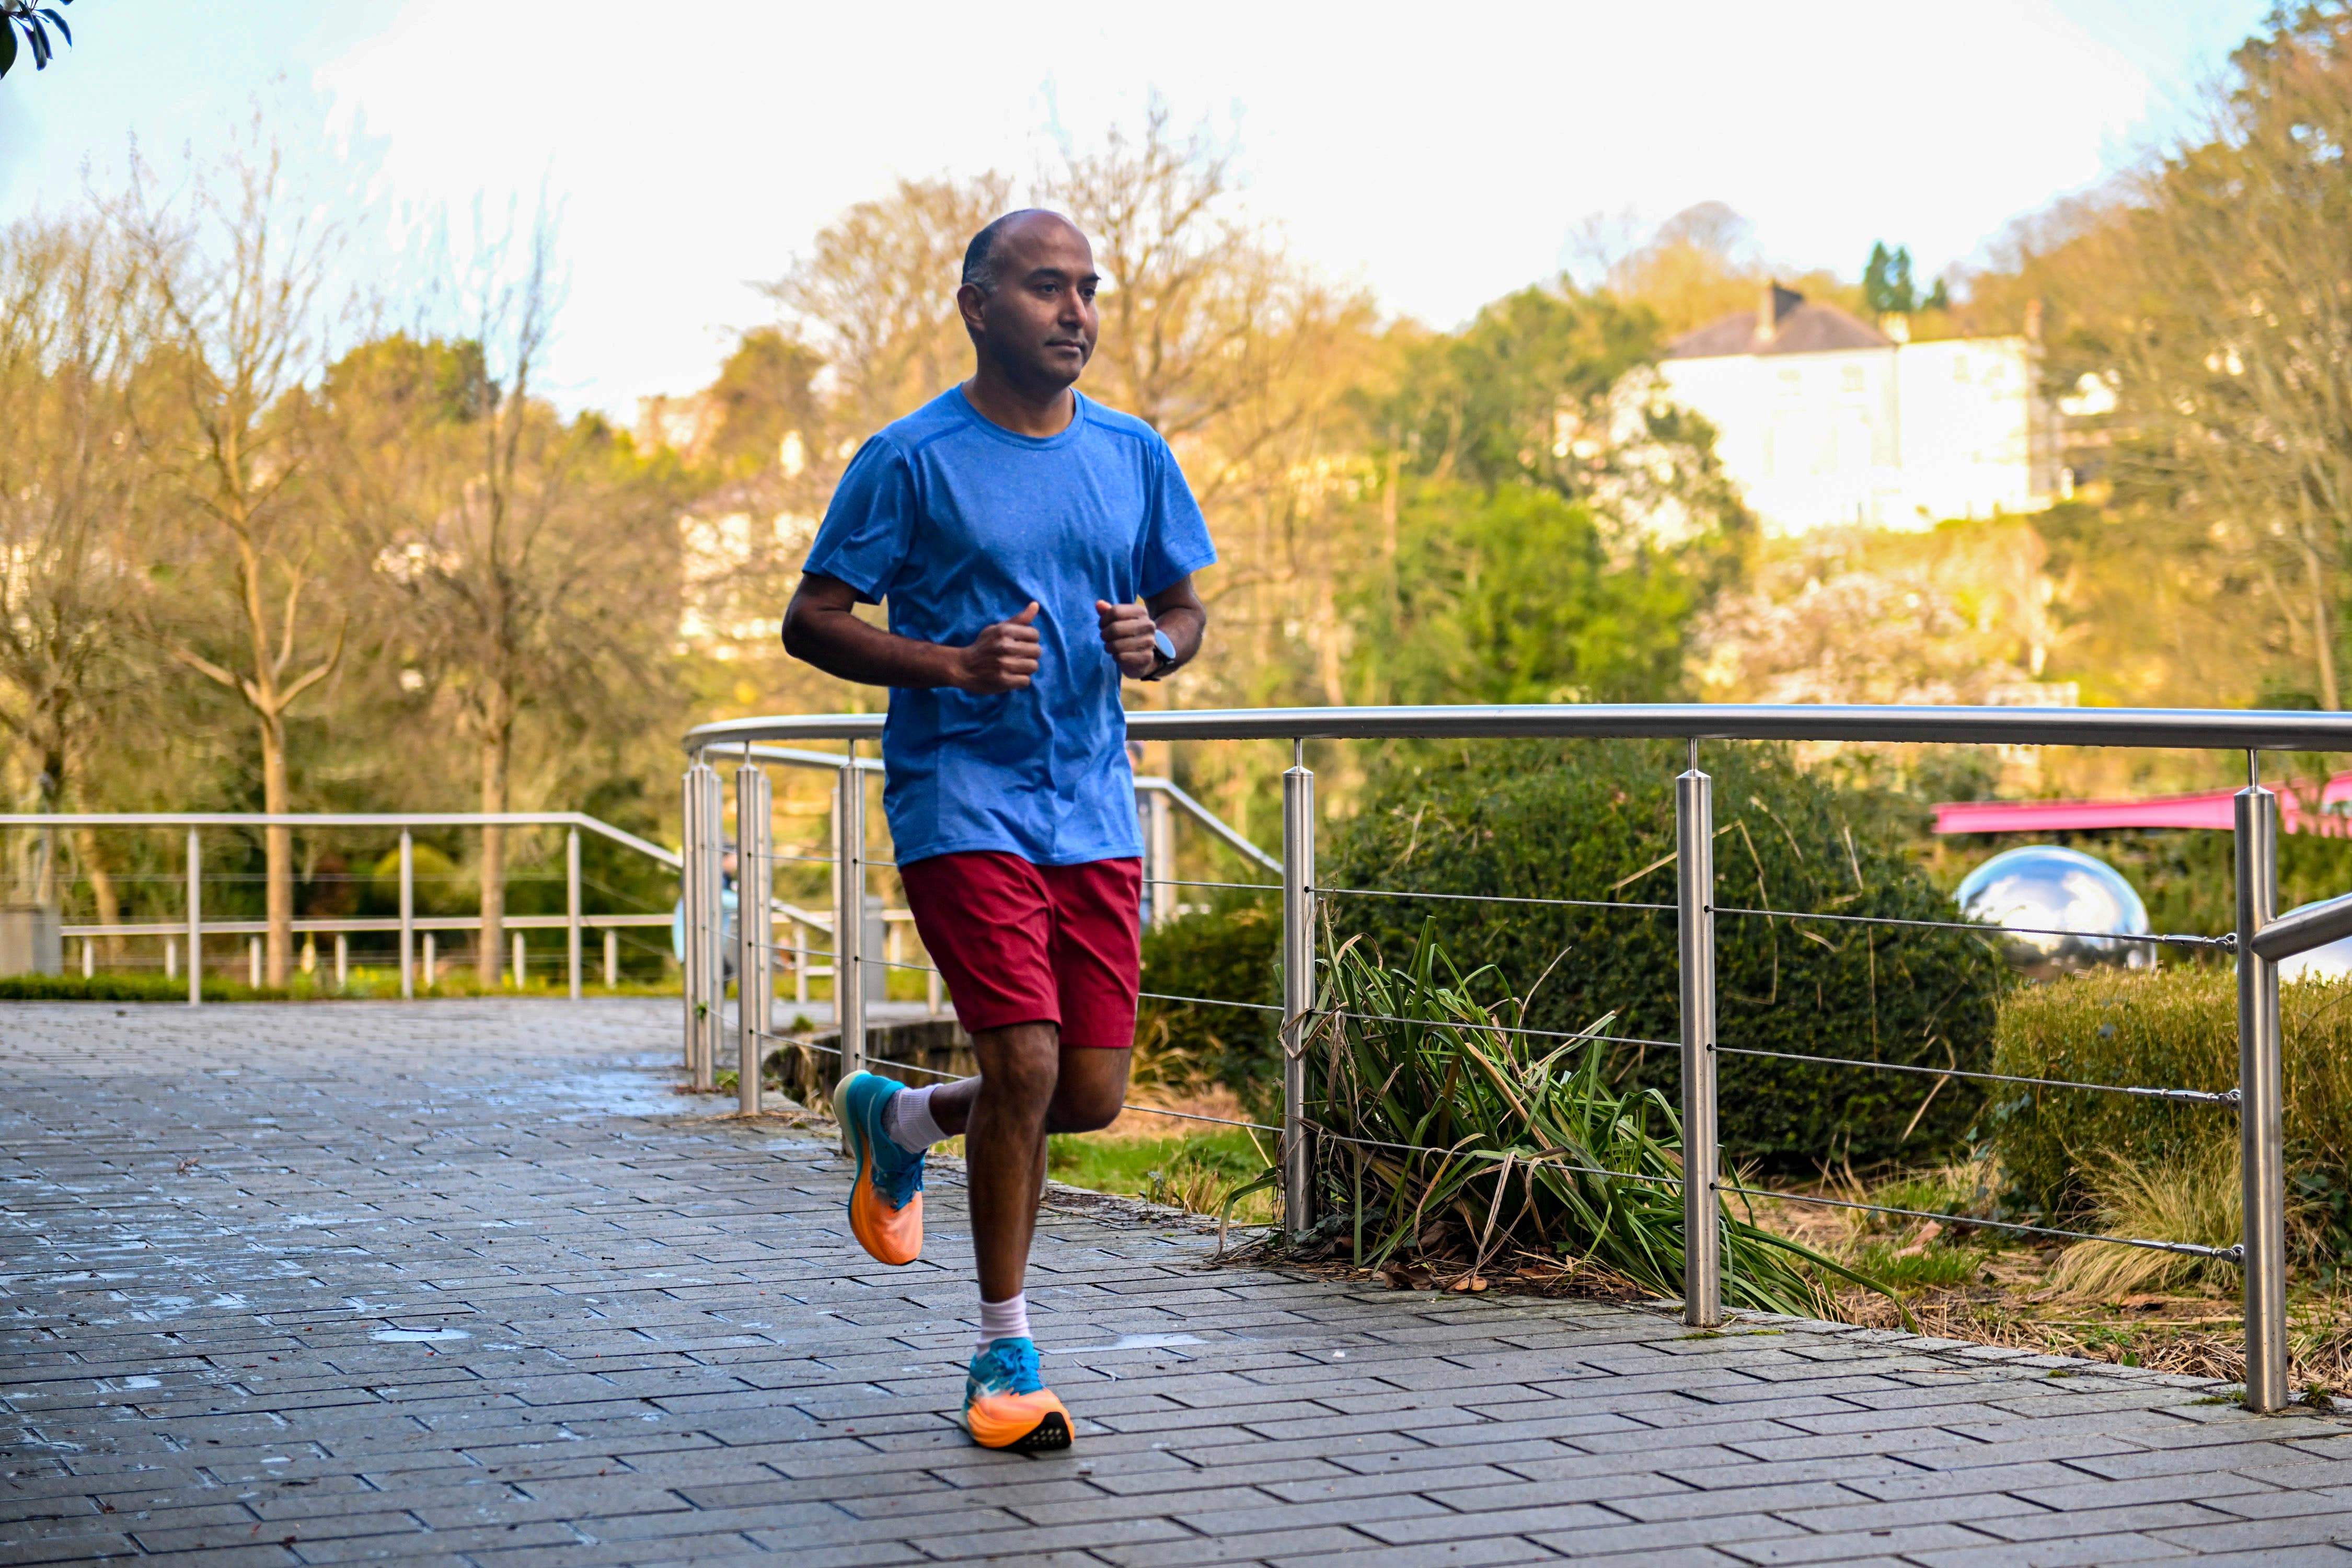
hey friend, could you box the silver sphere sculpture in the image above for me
[1955,845,2157,980]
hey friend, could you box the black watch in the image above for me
[1143,627,1179,681]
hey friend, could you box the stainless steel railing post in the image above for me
[566,828,583,1001]
[681,769,702,1068]
[1282,747,1317,1240]
[186,828,202,1008]
[736,762,772,1116]
[1678,753,1722,1328]
[2236,767,2288,1411]
[1146,785,1176,929]
[398,831,415,1000]
[834,752,867,1085]
[684,761,724,1090]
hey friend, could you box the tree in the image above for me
[0,214,152,919]
[1355,480,1697,705]
[1604,203,1863,339]
[0,1,72,78]
[760,174,1012,440]
[1381,284,1661,497]
[2069,3,2352,708]
[120,147,344,985]
[1862,241,1916,315]
[328,216,684,984]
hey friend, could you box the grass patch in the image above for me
[1047,1127,1273,1222]
[1846,1239,1987,1292]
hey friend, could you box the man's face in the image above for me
[962,216,1100,395]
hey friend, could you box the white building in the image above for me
[1656,285,2063,536]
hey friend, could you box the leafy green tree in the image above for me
[1862,241,1916,315]
[1354,480,1696,705]
[1379,284,1658,497]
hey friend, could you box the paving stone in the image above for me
[6,999,2351,1566]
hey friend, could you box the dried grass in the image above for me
[2047,1141,2243,1301]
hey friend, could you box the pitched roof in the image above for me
[1663,284,1892,360]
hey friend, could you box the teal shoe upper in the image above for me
[838,1071,925,1209]
[965,1336,1046,1404]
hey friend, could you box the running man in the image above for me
[780,209,1214,1452]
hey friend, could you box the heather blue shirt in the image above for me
[801,388,1216,867]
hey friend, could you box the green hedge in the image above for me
[1136,893,1282,1121]
[0,973,266,1002]
[1320,739,2009,1169]
[1991,968,2352,1223]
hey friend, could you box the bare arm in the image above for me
[1096,574,1207,680]
[781,574,1041,694]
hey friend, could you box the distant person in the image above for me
[781,209,1213,1451]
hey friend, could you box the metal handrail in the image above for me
[688,701,2352,752]
[685,702,2333,1414]
[2252,890,2352,962]
[1134,775,1282,873]
[0,810,685,870]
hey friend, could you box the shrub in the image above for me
[1323,739,2010,1169]
[0,973,270,1002]
[1990,967,2352,1221]
[1134,891,1282,1121]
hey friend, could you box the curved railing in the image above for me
[684,702,2352,1413]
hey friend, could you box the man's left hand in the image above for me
[1096,599,1160,679]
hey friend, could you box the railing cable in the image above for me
[1315,1127,1685,1190]
[743,1028,1278,1132]
[1711,903,2231,950]
[1329,1008,1679,1053]
[1714,1044,2239,1106]
[1713,1183,2242,1262]
[1317,885,1673,915]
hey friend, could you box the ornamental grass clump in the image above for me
[1304,925,1889,1318]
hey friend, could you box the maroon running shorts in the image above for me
[898,852,1143,1048]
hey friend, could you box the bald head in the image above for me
[962,209,1087,295]
[955,210,1099,406]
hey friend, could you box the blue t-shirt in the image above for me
[801,387,1216,867]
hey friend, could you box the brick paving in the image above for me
[5,1001,2352,1567]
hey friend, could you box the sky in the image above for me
[0,1,2278,421]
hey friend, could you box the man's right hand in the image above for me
[952,602,1042,694]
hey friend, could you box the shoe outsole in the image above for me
[1000,1410,1071,1453]
[966,1407,1071,1452]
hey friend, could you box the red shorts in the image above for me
[899,852,1142,1048]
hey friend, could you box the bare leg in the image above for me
[926,1032,1132,1304]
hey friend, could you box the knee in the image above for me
[1050,1079,1126,1134]
[979,1043,1059,1117]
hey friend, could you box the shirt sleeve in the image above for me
[1138,434,1217,597]
[802,436,917,603]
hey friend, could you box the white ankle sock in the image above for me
[977,1293,1030,1351]
[881,1083,944,1152]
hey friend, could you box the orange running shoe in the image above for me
[962,1337,1071,1452]
[832,1071,924,1266]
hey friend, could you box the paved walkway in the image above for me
[5,1001,2352,1567]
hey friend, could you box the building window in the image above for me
[1841,365,1865,393]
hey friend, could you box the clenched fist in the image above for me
[952,602,1042,694]
[1096,598,1161,679]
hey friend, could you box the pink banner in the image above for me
[1935,774,2352,836]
